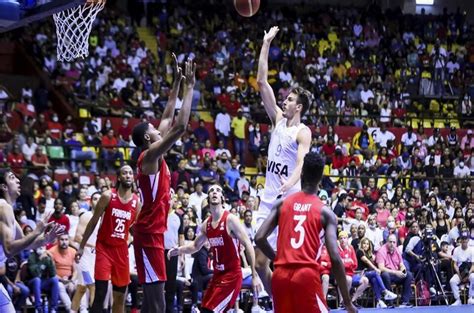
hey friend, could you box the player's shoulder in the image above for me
[0,199,12,222]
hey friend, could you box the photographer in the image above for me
[402,222,436,295]
[449,229,474,305]
[430,39,447,96]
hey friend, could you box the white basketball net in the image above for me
[53,1,105,62]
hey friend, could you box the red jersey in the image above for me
[274,192,325,269]
[206,210,240,274]
[97,190,138,246]
[135,153,171,235]
[338,244,357,276]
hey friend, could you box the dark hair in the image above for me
[132,122,150,148]
[0,169,13,199]
[301,152,325,187]
[290,87,311,116]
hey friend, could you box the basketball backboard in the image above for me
[0,0,86,33]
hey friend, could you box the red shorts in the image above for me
[272,266,328,313]
[202,270,242,313]
[133,232,166,284]
[95,241,130,287]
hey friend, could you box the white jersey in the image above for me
[262,118,305,204]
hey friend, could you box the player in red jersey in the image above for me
[168,184,262,312]
[131,54,195,312]
[76,165,140,313]
[255,152,357,313]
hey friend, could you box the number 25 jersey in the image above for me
[97,189,139,246]
[275,191,325,269]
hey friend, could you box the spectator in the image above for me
[242,209,255,244]
[66,133,98,173]
[352,124,374,155]
[57,179,77,213]
[337,231,369,304]
[365,214,384,251]
[374,123,396,149]
[193,120,210,145]
[21,136,38,163]
[188,182,207,221]
[231,109,247,164]
[31,146,50,177]
[171,160,192,192]
[376,234,413,307]
[6,144,25,177]
[48,234,77,311]
[214,108,231,148]
[48,198,70,235]
[1,254,30,310]
[47,113,63,142]
[449,230,474,305]
[101,129,124,171]
[356,238,398,308]
[454,161,471,178]
[27,246,60,312]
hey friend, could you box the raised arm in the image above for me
[75,191,110,262]
[255,199,282,260]
[142,59,196,174]
[321,207,358,313]
[168,220,208,258]
[256,26,283,125]
[279,126,312,194]
[158,53,183,136]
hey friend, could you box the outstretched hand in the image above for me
[183,58,196,90]
[167,247,180,260]
[171,52,184,89]
[263,26,279,43]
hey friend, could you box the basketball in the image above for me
[233,0,260,17]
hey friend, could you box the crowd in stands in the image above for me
[0,1,473,312]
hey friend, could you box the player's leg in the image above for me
[91,243,112,313]
[271,267,293,313]
[110,243,132,313]
[90,280,109,313]
[201,273,242,312]
[111,286,127,313]
[142,282,165,313]
[71,284,87,312]
[134,244,167,313]
[254,202,276,296]
[255,248,273,295]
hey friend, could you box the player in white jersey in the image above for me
[0,170,60,312]
[71,192,101,312]
[255,26,312,296]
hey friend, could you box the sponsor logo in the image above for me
[267,160,288,176]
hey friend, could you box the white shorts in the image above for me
[0,284,14,312]
[255,200,278,251]
[77,247,96,286]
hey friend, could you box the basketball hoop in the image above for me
[53,0,106,62]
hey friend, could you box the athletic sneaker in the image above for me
[191,305,200,313]
[468,297,474,305]
[377,300,388,308]
[383,290,398,301]
[451,299,462,306]
[399,302,413,308]
[429,287,437,295]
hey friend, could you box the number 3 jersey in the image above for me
[97,189,139,246]
[275,191,325,269]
